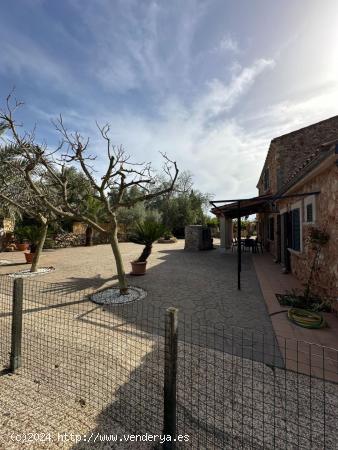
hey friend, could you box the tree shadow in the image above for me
[35,274,118,295]
[71,344,166,449]
[68,317,275,450]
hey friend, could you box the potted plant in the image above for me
[15,226,30,251]
[157,230,177,244]
[130,221,165,275]
[24,225,41,264]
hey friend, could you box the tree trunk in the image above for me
[30,222,48,273]
[85,226,93,246]
[109,214,128,294]
[137,244,152,262]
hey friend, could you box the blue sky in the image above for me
[1,0,337,199]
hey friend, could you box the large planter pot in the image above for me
[130,260,147,276]
[24,252,35,264]
[17,243,29,251]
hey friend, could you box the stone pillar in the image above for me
[219,217,226,248]
[219,217,233,249]
[224,218,233,249]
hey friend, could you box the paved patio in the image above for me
[0,240,281,363]
[0,240,273,330]
[253,252,338,381]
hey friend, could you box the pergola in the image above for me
[210,191,320,290]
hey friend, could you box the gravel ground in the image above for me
[0,374,152,449]
[91,286,147,305]
[8,267,55,278]
[0,242,337,449]
[0,287,337,449]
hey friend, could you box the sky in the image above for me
[1,0,338,200]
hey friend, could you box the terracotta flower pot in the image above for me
[130,260,147,276]
[17,243,29,251]
[24,252,35,264]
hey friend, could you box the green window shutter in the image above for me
[291,209,301,251]
[269,217,274,240]
[306,204,313,222]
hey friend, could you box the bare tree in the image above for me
[0,93,178,292]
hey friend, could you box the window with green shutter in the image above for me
[291,208,301,251]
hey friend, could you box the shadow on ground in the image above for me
[2,247,335,449]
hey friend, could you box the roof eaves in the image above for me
[275,142,337,196]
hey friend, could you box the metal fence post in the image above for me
[163,307,178,450]
[10,278,24,372]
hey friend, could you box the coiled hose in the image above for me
[287,308,327,329]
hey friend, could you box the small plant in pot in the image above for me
[130,221,166,275]
[14,226,30,251]
[24,226,41,264]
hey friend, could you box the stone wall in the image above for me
[277,164,338,299]
[184,225,213,251]
[257,116,338,195]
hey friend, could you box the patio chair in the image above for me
[231,238,238,252]
[253,240,263,254]
[243,238,254,252]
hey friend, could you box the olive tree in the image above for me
[0,93,178,292]
[0,143,54,272]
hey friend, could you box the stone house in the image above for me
[256,117,338,299]
[214,116,338,299]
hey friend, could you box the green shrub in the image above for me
[131,221,166,262]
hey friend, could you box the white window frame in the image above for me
[290,200,303,253]
[304,195,316,224]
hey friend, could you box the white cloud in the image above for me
[62,58,337,201]
[51,58,276,200]
[0,41,69,87]
[242,81,338,138]
[219,35,239,53]
[72,0,205,94]
[194,58,275,120]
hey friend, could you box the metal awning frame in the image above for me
[210,190,320,290]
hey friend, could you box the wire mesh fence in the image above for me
[0,274,337,449]
[176,322,338,449]
[0,275,13,370]
[19,277,166,436]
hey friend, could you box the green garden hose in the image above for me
[287,308,327,329]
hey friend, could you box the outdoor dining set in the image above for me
[231,237,263,254]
